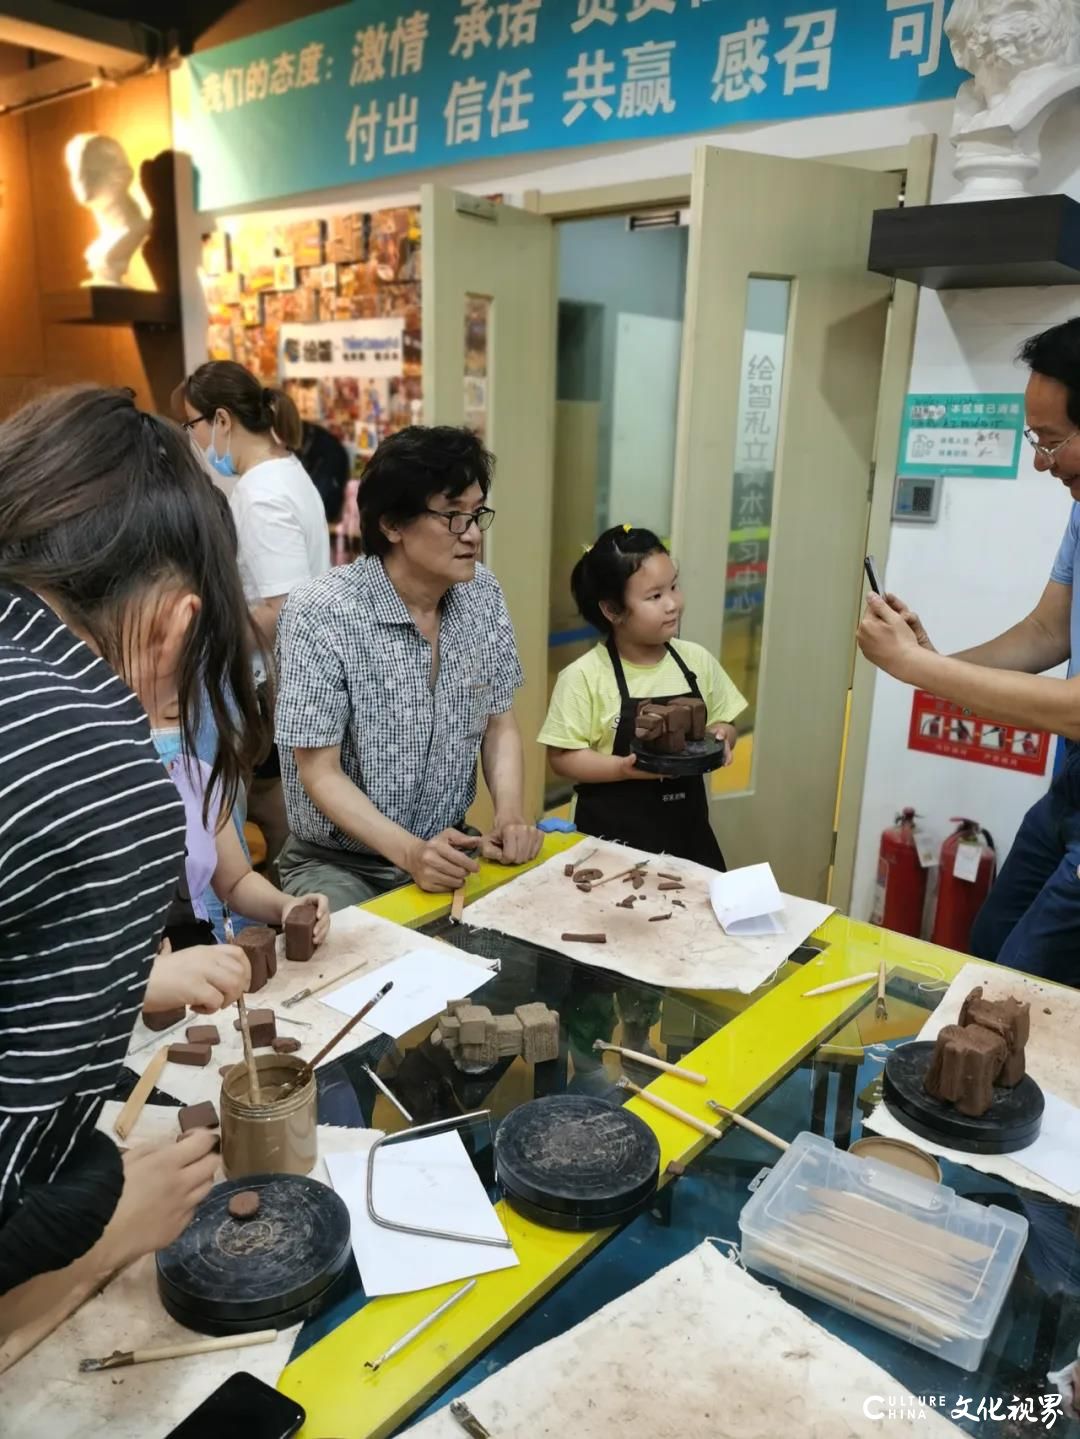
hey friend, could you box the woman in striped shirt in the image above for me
[0,387,263,1345]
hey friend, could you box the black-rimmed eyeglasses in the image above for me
[422,506,496,535]
[182,414,211,433]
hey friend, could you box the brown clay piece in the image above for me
[272,1036,301,1054]
[167,1042,212,1067]
[284,901,318,962]
[186,1024,220,1046]
[228,1190,261,1221]
[178,1101,219,1132]
[648,913,673,923]
[236,925,278,992]
[561,932,607,943]
[142,1006,186,1032]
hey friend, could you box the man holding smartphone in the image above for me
[857,318,1080,986]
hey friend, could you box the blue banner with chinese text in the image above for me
[181,0,962,211]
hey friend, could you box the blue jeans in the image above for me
[970,746,1080,986]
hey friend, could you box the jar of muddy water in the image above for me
[220,1053,317,1179]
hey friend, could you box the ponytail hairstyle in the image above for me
[570,526,669,635]
[0,385,266,822]
[181,360,302,451]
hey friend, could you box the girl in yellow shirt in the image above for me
[539,526,746,869]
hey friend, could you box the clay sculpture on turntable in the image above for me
[924,986,1031,1117]
[634,697,707,755]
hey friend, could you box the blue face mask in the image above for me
[206,421,237,479]
[151,727,183,768]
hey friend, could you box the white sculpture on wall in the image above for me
[65,133,151,286]
[945,0,1080,201]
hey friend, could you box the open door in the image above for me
[673,148,898,900]
[422,186,556,823]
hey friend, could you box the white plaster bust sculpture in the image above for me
[65,133,151,286]
[944,0,1080,201]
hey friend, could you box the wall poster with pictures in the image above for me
[200,205,422,561]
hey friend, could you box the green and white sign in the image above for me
[899,393,1026,480]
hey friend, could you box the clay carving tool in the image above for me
[450,1399,492,1439]
[875,957,889,1020]
[80,1328,278,1372]
[278,980,394,1098]
[113,1045,169,1140]
[564,845,599,876]
[616,1077,724,1140]
[705,1099,790,1152]
[450,885,466,924]
[802,970,878,998]
[364,1279,475,1373]
[591,860,648,889]
[282,958,375,1009]
[224,904,263,1103]
[593,1040,706,1085]
[362,1062,414,1123]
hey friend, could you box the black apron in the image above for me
[573,638,726,870]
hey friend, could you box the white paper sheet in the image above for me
[325,1132,518,1297]
[1008,1089,1080,1193]
[709,863,786,935]
[319,948,494,1041]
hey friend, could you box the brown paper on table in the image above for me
[869,961,1080,1204]
[4,1121,380,1438]
[125,906,487,1108]
[402,1243,965,1438]
[463,839,833,992]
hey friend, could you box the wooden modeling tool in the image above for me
[616,1077,722,1139]
[802,971,878,998]
[113,1045,169,1140]
[593,1040,706,1085]
[278,980,394,1097]
[450,885,466,924]
[234,994,263,1104]
[591,861,649,889]
[705,1099,789,1152]
[80,1329,277,1372]
[876,958,889,1020]
[364,1279,475,1372]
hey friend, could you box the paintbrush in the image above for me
[80,1329,277,1372]
[875,957,888,1020]
[277,980,394,1097]
[224,905,262,1104]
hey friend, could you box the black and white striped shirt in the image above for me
[0,585,185,1238]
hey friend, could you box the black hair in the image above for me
[358,425,493,558]
[179,360,303,450]
[570,526,669,635]
[1018,320,1080,427]
[0,385,265,822]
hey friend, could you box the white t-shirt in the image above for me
[230,454,331,604]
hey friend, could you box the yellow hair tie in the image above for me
[582,543,592,553]
[622,523,632,533]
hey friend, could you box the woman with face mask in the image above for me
[0,386,263,1350]
[177,362,331,876]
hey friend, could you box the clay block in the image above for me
[515,1003,559,1065]
[178,1101,219,1133]
[564,863,576,877]
[272,1036,301,1054]
[924,1023,1007,1118]
[457,1005,492,1046]
[658,882,684,892]
[617,896,636,909]
[574,868,603,883]
[649,913,673,923]
[236,925,278,992]
[461,1033,499,1066]
[446,999,471,1017]
[284,901,318,962]
[495,1013,523,1057]
[186,1024,220,1046]
[631,875,645,890]
[142,1006,186,1032]
[561,932,606,943]
[575,882,592,893]
[234,1008,276,1047]
[440,1014,462,1049]
[167,1042,212,1067]
[668,696,707,741]
[958,986,1030,1087]
[228,1190,261,1220]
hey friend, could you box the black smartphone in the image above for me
[164,1372,305,1439]
[864,554,883,596]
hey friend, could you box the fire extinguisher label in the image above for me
[915,832,938,868]
[871,859,887,925]
[953,841,982,883]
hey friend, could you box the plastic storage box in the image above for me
[739,1131,1028,1371]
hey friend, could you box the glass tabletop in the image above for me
[281,920,1080,1436]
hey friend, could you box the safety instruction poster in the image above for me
[908,690,1049,776]
[899,393,1025,479]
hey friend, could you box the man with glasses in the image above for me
[857,318,1080,983]
[274,425,542,907]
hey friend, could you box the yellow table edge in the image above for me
[280,837,974,1438]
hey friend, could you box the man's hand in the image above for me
[280,892,331,945]
[405,829,481,892]
[144,942,250,1014]
[102,1131,220,1269]
[482,816,543,866]
[884,592,936,652]
[708,722,738,767]
[857,593,926,681]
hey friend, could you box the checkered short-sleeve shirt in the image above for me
[275,557,523,852]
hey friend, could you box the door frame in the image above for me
[522,133,934,911]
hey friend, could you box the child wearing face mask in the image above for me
[146,705,330,1016]
[539,526,745,870]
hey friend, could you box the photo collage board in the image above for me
[201,206,422,479]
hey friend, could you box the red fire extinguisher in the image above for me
[871,808,927,938]
[931,819,996,954]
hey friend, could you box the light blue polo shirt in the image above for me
[1051,503,1080,677]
